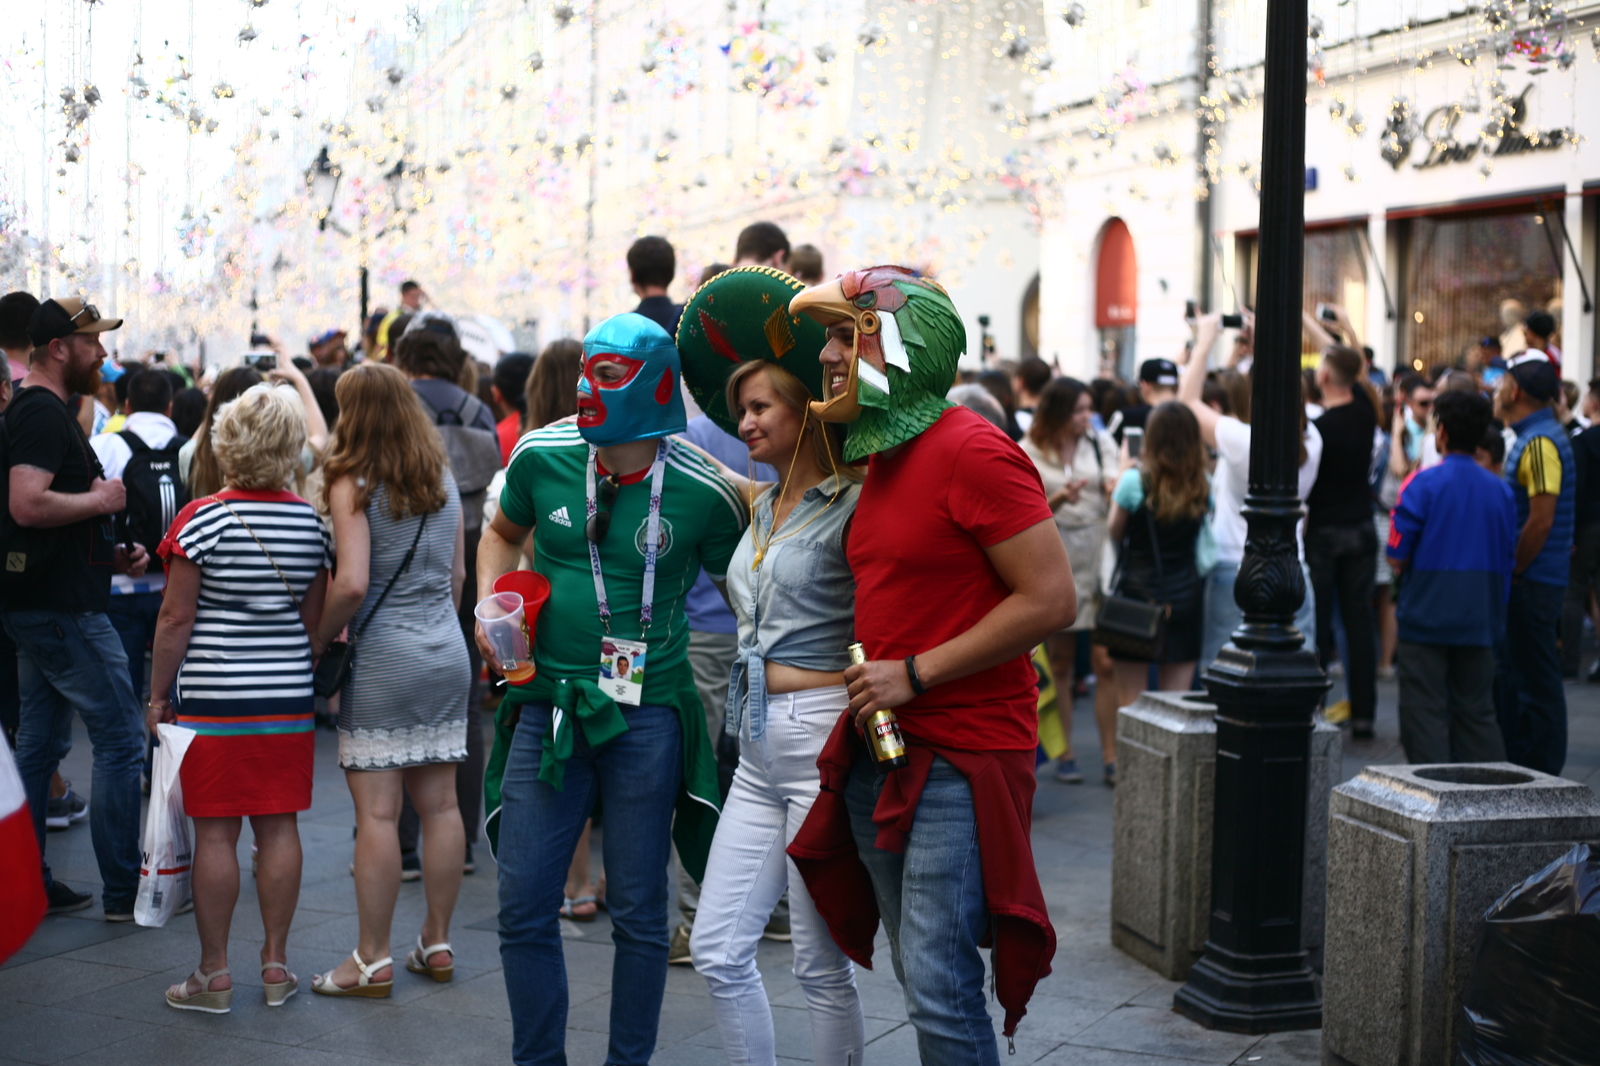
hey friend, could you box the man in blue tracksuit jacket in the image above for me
[1493,353,1576,775]
[1387,390,1516,764]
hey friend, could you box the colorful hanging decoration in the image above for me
[721,24,812,107]
[642,21,699,97]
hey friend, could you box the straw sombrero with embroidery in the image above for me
[675,265,829,437]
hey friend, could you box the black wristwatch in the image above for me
[904,655,927,696]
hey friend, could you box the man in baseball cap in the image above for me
[1106,357,1181,445]
[6,294,150,920]
[26,298,122,397]
[1492,349,1575,777]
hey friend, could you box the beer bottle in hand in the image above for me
[848,642,908,772]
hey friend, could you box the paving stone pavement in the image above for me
[5,672,1598,1066]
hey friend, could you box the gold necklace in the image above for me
[750,419,842,570]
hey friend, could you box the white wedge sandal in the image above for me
[310,949,393,998]
[404,935,454,983]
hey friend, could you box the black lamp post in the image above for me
[1173,0,1326,1035]
[305,146,341,233]
[304,146,417,333]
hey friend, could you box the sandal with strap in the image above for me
[310,949,393,998]
[262,960,298,1006]
[560,895,599,922]
[166,967,233,1014]
[404,936,454,983]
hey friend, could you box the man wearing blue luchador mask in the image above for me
[477,312,745,1065]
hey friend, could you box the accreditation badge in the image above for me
[598,637,647,706]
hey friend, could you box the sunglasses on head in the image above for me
[585,474,621,544]
[69,304,101,326]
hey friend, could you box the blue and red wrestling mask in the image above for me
[577,313,688,446]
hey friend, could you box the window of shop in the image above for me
[1391,193,1565,374]
[1236,218,1369,363]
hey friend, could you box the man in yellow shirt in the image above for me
[1493,353,1574,774]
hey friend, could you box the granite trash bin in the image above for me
[1110,690,1341,980]
[1322,763,1600,1066]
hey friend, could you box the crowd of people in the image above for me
[0,215,1582,1064]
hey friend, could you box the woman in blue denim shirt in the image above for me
[689,359,868,1066]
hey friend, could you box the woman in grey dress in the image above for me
[307,363,471,997]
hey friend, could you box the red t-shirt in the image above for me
[497,413,523,466]
[849,405,1053,751]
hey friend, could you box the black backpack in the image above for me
[117,429,190,560]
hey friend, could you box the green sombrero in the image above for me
[675,265,829,437]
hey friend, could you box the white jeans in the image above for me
[691,684,866,1066]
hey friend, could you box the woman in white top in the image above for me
[1020,377,1121,786]
[1179,314,1323,668]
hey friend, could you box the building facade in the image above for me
[1032,0,1599,383]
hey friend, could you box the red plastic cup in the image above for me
[492,572,550,686]
[494,571,551,619]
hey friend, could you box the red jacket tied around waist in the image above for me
[786,712,1056,1038]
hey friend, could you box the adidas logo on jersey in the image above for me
[548,506,573,527]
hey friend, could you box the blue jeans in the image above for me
[1495,579,1567,775]
[497,701,683,1066]
[106,591,163,704]
[3,609,145,910]
[844,754,997,1066]
[1199,559,1319,670]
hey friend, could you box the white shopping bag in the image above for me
[134,723,197,927]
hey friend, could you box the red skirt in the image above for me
[179,731,314,818]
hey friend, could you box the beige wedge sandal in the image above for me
[165,967,233,1014]
[310,949,393,998]
[404,936,454,983]
[262,961,298,1006]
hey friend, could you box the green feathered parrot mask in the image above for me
[788,266,966,461]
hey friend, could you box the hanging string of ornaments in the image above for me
[26,0,1596,350]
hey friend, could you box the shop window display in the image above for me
[1400,205,1562,372]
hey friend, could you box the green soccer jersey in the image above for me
[498,425,747,704]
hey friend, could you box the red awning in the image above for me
[1095,219,1137,329]
[1385,186,1567,220]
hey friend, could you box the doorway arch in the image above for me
[1095,218,1138,379]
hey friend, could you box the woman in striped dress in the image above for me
[149,384,333,1014]
[306,363,470,997]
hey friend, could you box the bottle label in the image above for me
[869,711,907,761]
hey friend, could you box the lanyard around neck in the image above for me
[585,441,668,636]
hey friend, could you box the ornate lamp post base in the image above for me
[1174,943,1322,1033]
[1174,638,1327,1032]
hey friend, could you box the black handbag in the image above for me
[1092,500,1171,661]
[313,513,427,698]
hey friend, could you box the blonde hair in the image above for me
[212,384,308,492]
[319,362,449,518]
[725,361,854,479]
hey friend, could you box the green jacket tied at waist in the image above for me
[482,656,722,882]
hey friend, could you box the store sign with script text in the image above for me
[1387,85,1574,171]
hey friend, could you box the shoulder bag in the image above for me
[1092,496,1171,661]
[313,512,428,698]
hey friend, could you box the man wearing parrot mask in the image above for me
[477,312,745,1066]
[784,266,1076,1061]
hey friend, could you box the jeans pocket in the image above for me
[5,613,78,677]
